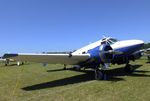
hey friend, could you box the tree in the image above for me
[141,43,150,49]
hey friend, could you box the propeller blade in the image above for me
[101,50,123,55]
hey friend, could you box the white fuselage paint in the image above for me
[72,40,102,55]
[72,39,144,55]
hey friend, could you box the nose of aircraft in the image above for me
[128,39,144,54]
[126,39,144,54]
[127,39,144,46]
[135,40,144,45]
[114,39,144,54]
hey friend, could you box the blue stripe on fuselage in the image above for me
[87,46,102,63]
[113,43,144,57]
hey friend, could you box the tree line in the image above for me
[141,43,150,49]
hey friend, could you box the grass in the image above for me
[0,57,150,101]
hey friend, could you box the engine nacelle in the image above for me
[99,44,113,63]
[129,51,142,61]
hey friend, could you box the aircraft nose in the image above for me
[128,40,144,46]
[136,40,144,45]
[124,40,144,54]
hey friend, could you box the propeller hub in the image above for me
[99,44,113,63]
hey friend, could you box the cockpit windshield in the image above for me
[107,38,118,45]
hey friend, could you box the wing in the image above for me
[3,53,90,65]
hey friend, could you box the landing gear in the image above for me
[124,64,133,72]
[63,64,67,70]
[94,68,104,80]
[5,59,9,66]
[21,62,24,65]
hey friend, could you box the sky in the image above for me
[0,0,150,55]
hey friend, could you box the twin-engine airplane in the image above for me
[3,37,144,80]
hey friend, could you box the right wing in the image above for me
[3,53,90,65]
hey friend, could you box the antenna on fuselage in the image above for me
[101,36,111,45]
[102,35,106,39]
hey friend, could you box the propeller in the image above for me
[99,37,123,69]
[101,50,123,55]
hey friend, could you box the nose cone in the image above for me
[126,40,144,54]
[112,39,144,54]
[135,40,144,45]
[128,40,144,46]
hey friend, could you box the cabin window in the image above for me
[82,52,86,54]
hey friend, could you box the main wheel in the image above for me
[95,69,104,80]
[5,59,9,66]
[63,67,67,70]
[124,64,133,72]
[63,64,67,70]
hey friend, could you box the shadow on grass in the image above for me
[47,68,66,72]
[105,65,150,78]
[146,61,150,63]
[6,64,18,66]
[22,65,150,91]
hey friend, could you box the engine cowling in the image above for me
[99,44,113,63]
[129,51,142,61]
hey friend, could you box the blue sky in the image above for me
[0,0,150,55]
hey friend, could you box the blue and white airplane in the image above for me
[3,37,144,80]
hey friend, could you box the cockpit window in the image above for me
[109,38,118,43]
[107,40,113,45]
[107,38,118,45]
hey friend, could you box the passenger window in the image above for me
[82,52,86,54]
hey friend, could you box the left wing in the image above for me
[3,53,90,65]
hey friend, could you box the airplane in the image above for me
[0,57,24,66]
[3,37,144,80]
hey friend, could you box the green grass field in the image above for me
[0,57,150,101]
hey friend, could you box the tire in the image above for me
[124,64,133,72]
[95,69,104,80]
